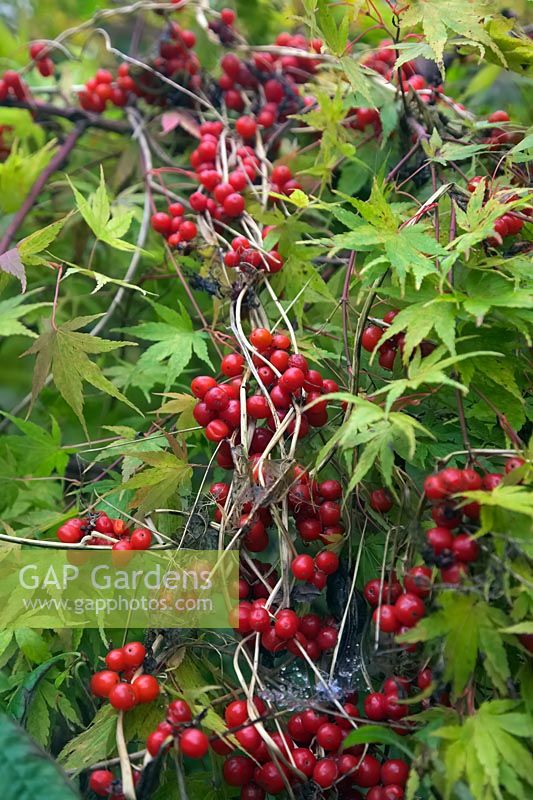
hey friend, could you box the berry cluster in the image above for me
[29,42,55,77]
[90,641,159,711]
[466,175,529,247]
[150,200,197,247]
[422,460,524,583]
[191,327,338,454]
[56,512,153,550]
[232,600,339,660]
[365,568,429,636]
[217,30,320,118]
[361,309,435,371]
[78,67,133,113]
[146,697,209,759]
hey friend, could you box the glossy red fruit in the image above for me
[382,786,405,799]
[488,110,510,123]
[316,722,343,751]
[318,479,342,500]
[132,674,159,703]
[225,699,249,727]
[354,754,381,787]
[221,353,244,377]
[130,528,152,550]
[439,467,465,494]
[315,550,339,575]
[279,367,305,393]
[319,501,341,526]
[364,692,388,720]
[89,769,114,796]
[403,566,432,597]
[370,488,393,513]
[223,755,256,787]
[90,670,120,698]
[381,759,409,786]
[441,562,468,584]
[168,699,192,724]
[180,728,209,758]
[105,649,126,672]
[301,708,328,734]
[250,328,273,351]
[378,345,396,371]
[274,609,299,639]
[122,641,146,667]
[293,747,317,777]
[426,526,454,554]
[246,395,269,419]
[452,533,480,562]
[372,604,400,633]
[191,375,217,399]
[461,468,482,490]
[313,758,338,788]
[361,325,383,352]
[291,554,315,581]
[205,419,230,442]
[109,682,137,711]
[236,115,257,139]
[151,212,172,235]
[482,473,503,490]
[147,729,170,756]
[57,519,84,544]
[317,626,338,650]
[395,593,425,627]
[94,514,113,533]
[423,474,447,501]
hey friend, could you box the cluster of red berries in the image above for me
[213,695,410,797]
[217,30,320,118]
[78,67,133,113]
[210,481,274,553]
[154,20,200,87]
[150,200,197,247]
[146,697,210,759]
[56,512,153,551]
[365,568,429,636]
[466,175,529,246]
[191,327,338,456]
[0,70,29,101]
[481,110,522,149]
[238,558,279,600]
[222,231,284,274]
[232,600,338,660]
[422,459,524,583]
[28,42,55,77]
[90,642,160,711]
[361,309,434,371]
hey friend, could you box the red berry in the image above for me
[381,759,409,786]
[168,699,192,724]
[180,728,209,759]
[316,722,342,751]
[132,674,160,703]
[302,709,328,734]
[90,670,120,698]
[274,609,299,639]
[364,691,388,720]
[426,526,454,554]
[89,770,114,796]
[291,554,315,581]
[423,474,447,501]
[122,641,146,667]
[441,563,468,584]
[293,747,317,777]
[57,518,84,544]
[372,604,400,633]
[461,468,482,490]
[354,754,381,787]
[394,593,425,627]
[151,212,172,235]
[246,395,269,419]
[225,699,249,727]
[403,566,432,597]
[370,488,393,513]
[488,110,510,123]
[439,467,465,494]
[313,758,338,788]
[451,533,479,563]
[108,682,137,711]
[482,473,503,490]
[250,328,273,351]
[105,648,126,672]
[191,375,217,399]
[361,325,383,352]
[417,668,432,690]
[318,501,341,526]
[317,625,338,650]
[279,367,305,393]
[236,115,257,139]
[220,8,237,25]
[505,456,525,474]
[130,528,152,550]
[431,504,462,529]
[147,729,170,756]
[318,479,342,500]
[224,192,245,217]
[315,550,339,575]
[206,419,230,442]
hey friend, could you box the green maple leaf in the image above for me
[434,701,533,800]
[399,592,511,695]
[121,451,192,515]
[123,302,213,392]
[332,182,447,289]
[402,0,504,74]
[0,413,71,478]
[68,167,143,253]
[23,315,139,434]
[0,293,51,338]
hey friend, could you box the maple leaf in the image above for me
[398,592,511,695]
[121,451,192,516]
[402,0,504,74]
[434,701,533,800]
[0,293,50,338]
[123,302,213,392]
[23,315,139,434]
